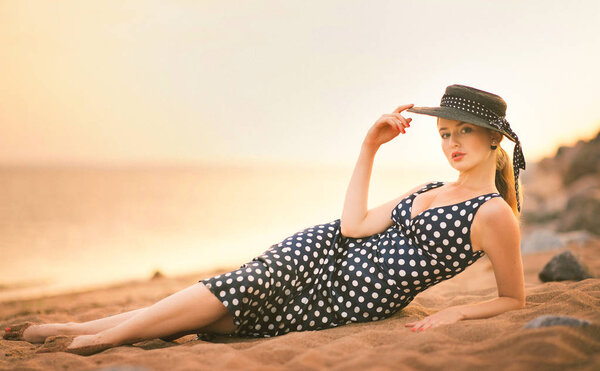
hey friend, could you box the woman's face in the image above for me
[436,118,500,171]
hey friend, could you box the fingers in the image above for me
[394,103,415,113]
[390,117,404,133]
[383,113,412,126]
[405,318,439,332]
[382,114,412,134]
[422,321,435,331]
[379,115,402,133]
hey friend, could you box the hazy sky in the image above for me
[1,0,599,169]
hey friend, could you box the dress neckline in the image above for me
[408,182,501,222]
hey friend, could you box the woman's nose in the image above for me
[449,133,461,146]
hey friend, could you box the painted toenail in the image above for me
[5,327,10,332]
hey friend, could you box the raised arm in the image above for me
[340,104,422,238]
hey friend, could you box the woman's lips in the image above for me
[453,153,465,161]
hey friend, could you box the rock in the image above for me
[558,230,596,247]
[556,192,600,236]
[521,229,565,254]
[521,209,561,225]
[522,129,600,236]
[538,251,592,282]
[563,132,600,186]
[522,315,591,329]
[565,174,600,196]
[151,270,165,280]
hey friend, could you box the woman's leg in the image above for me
[23,283,236,344]
[66,282,237,349]
[154,311,237,342]
[68,307,236,340]
[20,307,145,343]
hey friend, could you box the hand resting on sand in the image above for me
[404,307,464,332]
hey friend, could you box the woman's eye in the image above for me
[441,127,471,138]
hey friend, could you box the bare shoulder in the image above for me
[471,196,520,254]
[475,196,518,226]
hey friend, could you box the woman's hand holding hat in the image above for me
[363,104,414,148]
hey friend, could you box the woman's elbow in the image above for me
[513,297,526,309]
[340,224,362,238]
[501,296,525,310]
[340,226,355,238]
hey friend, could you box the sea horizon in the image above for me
[0,163,442,302]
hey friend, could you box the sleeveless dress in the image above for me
[197,181,502,338]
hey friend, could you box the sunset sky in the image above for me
[1,0,599,170]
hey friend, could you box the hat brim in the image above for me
[407,106,516,142]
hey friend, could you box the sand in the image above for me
[1,241,599,371]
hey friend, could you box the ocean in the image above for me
[0,164,436,302]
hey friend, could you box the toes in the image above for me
[2,322,35,341]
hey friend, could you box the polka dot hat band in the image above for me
[407,84,526,212]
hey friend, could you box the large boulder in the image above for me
[563,131,600,186]
[556,191,600,236]
[521,130,600,237]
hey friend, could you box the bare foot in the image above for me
[66,334,98,350]
[23,323,70,343]
[36,334,115,356]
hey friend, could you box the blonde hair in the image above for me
[493,134,523,219]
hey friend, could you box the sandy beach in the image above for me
[2,238,598,371]
[3,1,600,369]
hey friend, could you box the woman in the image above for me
[3,84,527,356]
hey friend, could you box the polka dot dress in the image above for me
[198,181,501,338]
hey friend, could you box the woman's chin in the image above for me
[449,160,470,171]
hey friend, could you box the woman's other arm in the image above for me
[405,198,525,331]
[340,104,420,238]
[458,198,526,317]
